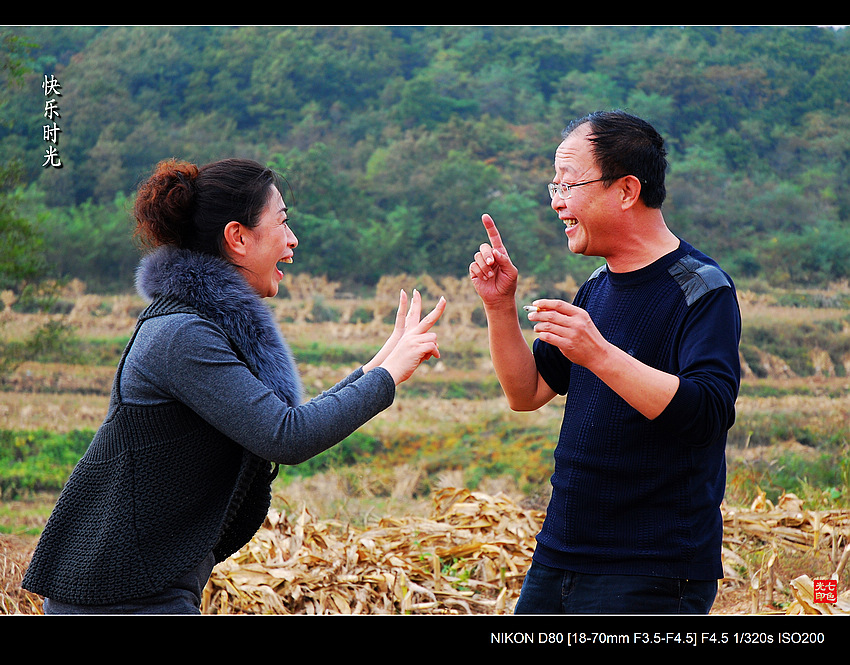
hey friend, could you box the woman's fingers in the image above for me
[368,292,446,382]
[422,296,447,327]
[409,296,446,334]
[414,299,446,359]
[399,291,445,333]
[405,289,423,327]
[396,289,408,322]
[387,289,408,338]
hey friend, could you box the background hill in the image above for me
[2,25,849,292]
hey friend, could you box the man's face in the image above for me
[551,126,621,259]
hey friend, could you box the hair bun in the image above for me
[134,159,200,248]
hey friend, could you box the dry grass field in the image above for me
[2,275,849,615]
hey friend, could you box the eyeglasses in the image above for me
[547,175,628,200]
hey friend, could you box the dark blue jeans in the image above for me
[514,560,717,614]
[42,551,215,615]
[44,588,202,615]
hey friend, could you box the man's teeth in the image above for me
[564,219,578,228]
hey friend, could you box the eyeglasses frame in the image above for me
[547,174,630,200]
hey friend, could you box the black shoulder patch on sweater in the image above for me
[588,264,607,281]
[668,255,732,306]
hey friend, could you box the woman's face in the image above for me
[238,187,298,298]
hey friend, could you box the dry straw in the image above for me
[200,489,850,616]
[4,488,849,614]
[203,488,541,615]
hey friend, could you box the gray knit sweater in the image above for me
[122,305,395,465]
[23,248,395,605]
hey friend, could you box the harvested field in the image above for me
[3,280,850,615]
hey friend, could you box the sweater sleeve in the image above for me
[653,285,741,446]
[121,314,395,465]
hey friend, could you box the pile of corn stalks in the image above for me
[204,488,850,615]
[721,492,850,615]
[203,488,541,615]
[5,488,849,614]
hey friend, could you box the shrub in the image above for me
[0,429,93,499]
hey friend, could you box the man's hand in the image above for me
[525,299,608,369]
[469,214,519,309]
[526,298,679,419]
[468,214,556,411]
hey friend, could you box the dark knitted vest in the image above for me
[23,248,303,605]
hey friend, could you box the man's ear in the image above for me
[620,175,643,210]
[222,221,248,259]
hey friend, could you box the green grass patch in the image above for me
[1,333,130,367]
[398,377,504,400]
[0,429,94,499]
[276,431,384,480]
[727,448,850,509]
[376,416,554,494]
[741,317,850,377]
[289,341,379,366]
[729,410,850,449]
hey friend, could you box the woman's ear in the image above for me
[222,221,248,259]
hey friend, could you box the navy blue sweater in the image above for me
[532,241,740,580]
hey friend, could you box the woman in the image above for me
[22,158,446,614]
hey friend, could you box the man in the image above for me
[469,110,741,614]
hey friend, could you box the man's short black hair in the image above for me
[564,110,668,209]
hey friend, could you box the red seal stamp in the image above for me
[813,579,838,603]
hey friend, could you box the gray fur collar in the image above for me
[135,246,303,407]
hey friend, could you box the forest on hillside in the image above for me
[2,25,849,293]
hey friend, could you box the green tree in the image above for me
[0,33,45,292]
[0,162,44,292]
[2,25,850,289]
[0,36,74,380]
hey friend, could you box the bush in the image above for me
[276,431,383,480]
[0,429,93,499]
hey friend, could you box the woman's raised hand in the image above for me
[365,289,446,385]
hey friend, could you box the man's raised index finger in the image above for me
[481,213,506,250]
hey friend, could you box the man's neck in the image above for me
[605,215,680,273]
